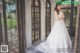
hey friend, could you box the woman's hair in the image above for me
[54,2,62,14]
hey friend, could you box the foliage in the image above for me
[7,18,16,29]
[7,0,16,5]
[2,18,16,29]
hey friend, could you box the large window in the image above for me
[45,0,51,37]
[6,1,19,53]
[0,0,3,46]
[31,0,41,41]
[4,0,19,53]
[0,0,21,53]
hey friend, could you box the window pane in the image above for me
[5,0,19,53]
[31,0,41,41]
[45,0,51,37]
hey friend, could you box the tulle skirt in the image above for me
[35,20,72,53]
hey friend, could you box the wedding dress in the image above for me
[35,11,72,53]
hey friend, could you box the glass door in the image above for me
[0,0,26,53]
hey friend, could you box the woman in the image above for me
[35,2,72,53]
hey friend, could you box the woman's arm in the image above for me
[58,11,65,19]
[54,11,65,21]
[54,11,59,21]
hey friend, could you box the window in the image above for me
[1,0,19,53]
[31,0,41,41]
[45,0,51,37]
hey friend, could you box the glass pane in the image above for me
[31,7,34,12]
[35,7,39,12]
[35,24,39,28]
[47,1,50,8]
[35,18,39,23]
[73,7,77,37]
[5,0,19,53]
[0,0,21,53]
[64,9,70,31]
[0,0,4,45]
[35,13,39,18]
[45,0,51,37]
[35,0,39,6]
[47,13,50,17]
[32,35,34,41]
[35,30,39,34]
[31,0,40,41]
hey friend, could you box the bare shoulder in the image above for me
[54,10,57,13]
[54,10,57,14]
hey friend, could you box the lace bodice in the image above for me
[54,11,65,21]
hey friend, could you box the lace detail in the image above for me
[54,11,65,22]
[57,11,65,21]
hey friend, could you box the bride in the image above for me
[35,2,72,53]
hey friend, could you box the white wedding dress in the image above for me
[35,11,72,53]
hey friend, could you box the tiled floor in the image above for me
[26,37,74,53]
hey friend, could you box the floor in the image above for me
[26,37,75,53]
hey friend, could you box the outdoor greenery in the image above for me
[7,18,16,29]
[6,0,16,29]
[1,14,16,29]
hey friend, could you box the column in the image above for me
[25,0,32,48]
[77,4,80,53]
[40,0,46,41]
[50,0,55,29]
[74,2,80,53]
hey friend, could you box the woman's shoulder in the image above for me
[54,10,57,13]
[54,11,58,14]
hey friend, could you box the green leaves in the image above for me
[55,0,80,4]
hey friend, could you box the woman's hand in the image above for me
[54,11,65,21]
[58,12,65,19]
